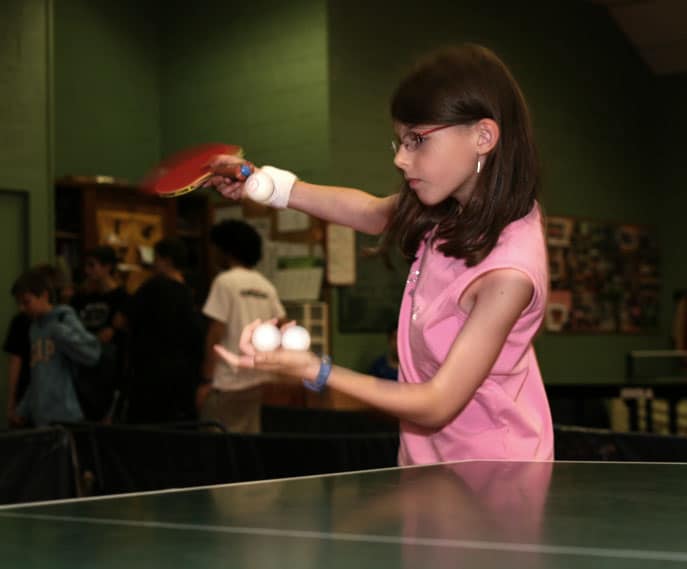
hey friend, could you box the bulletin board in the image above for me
[545,216,660,333]
[96,209,164,265]
[96,208,164,293]
[212,200,326,301]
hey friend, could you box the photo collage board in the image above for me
[546,216,660,333]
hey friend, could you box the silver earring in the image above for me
[476,158,481,174]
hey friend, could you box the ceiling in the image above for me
[592,0,687,75]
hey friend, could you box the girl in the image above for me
[207,44,553,464]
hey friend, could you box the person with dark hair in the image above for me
[197,220,285,433]
[122,237,203,423]
[70,245,128,421]
[4,264,72,427]
[71,245,128,344]
[205,44,553,464]
[153,237,188,272]
[10,267,100,427]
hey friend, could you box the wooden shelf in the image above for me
[54,179,212,300]
[55,230,81,240]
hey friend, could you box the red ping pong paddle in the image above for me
[140,143,253,198]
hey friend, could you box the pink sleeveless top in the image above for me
[397,203,553,465]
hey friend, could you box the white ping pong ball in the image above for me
[251,323,282,352]
[281,325,311,351]
[245,171,275,203]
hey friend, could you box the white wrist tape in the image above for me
[260,166,297,208]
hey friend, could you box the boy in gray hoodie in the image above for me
[12,268,101,427]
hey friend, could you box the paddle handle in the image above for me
[213,162,278,205]
[216,162,254,180]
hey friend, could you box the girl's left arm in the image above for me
[247,269,534,429]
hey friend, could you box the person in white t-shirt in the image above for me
[197,220,286,433]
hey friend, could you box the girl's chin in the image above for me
[411,185,444,205]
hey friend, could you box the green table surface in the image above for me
[2,460,687,568]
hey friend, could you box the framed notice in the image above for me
[96,209,164,266]
[326,224,356,285]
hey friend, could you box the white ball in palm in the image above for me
[281,325,311,351]
[251,323,282,352]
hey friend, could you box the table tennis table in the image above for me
[1,460,686,568]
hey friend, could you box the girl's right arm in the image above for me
[206,155,397,235]
[288,181,397,235]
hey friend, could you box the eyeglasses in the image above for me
[391,124,454,154]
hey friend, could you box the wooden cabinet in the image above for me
[55,176,211,303]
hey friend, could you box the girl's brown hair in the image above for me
[383,44,540,266]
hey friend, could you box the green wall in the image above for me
[54,0,160,181]
[159,0,330,183]
[0,0,54,425]
[0,0,54,264]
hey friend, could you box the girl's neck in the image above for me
[452,174,477,206]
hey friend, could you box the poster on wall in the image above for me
[96,209,165,292]
[545,216,660,333]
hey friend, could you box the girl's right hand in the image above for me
[203,154,250,200]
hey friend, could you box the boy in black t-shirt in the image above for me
[122,238,203,423]
[71,246,127,342]
[71,246,128,420]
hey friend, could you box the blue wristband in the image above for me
[303,355,332,392]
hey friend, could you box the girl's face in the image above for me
[393,122,480,206]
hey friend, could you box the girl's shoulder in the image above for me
[501,202,543,237]
[457,204,547,292]
[496,204,546,260]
